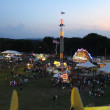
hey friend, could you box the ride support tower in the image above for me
[59,12,65,68]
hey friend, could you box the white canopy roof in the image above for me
[76,61,96,68]
[53,73,61,78]
[1,50,20,55]
[53,70,59,74]
[46,67,53,74]
[98,63,110,73]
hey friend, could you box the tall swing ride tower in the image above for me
[59,12,65,68]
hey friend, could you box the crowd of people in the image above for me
[52,70,110,97]
[5,59,50,90]
[6,76,23,90]
[4,55,110,98]
[89,88,104,97]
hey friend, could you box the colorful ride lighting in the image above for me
[59,19,64,26]
[42,57,46,61]
[73,48,93,63]
[54,61,67,67]
[54,61,60,66]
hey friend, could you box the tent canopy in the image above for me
[76,61,95,68]
[53,73,61,78]
[1,50,20,55]
[98,63,110,73]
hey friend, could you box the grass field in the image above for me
[0,59,110,110]
[0,72,70,110]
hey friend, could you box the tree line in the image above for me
[0,33,110,57]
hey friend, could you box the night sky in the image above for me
[0,0,110,39]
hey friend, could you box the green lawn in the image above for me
[0,60,110,110]
[0,72,70,110]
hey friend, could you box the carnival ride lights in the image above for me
[54,61,67,67]
[62,72,68,82]
[27,63,32,70]
[52,12,66,70]
[36,54,46,61]
[59,12,65,68]
[41,57,46,61]
[73,48,92,63]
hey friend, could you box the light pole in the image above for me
[105,48,107,59]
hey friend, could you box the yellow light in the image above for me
[54,61,60,66]
[64,62,67,66]
[54,61,67,67]
[60,53,63,58]
[42,57,46,61]
[60,31,64,36]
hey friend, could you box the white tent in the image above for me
[98,63,110,73]
[53,73,61,78]
[46,67,53,74]
[63,70,71,75]
[1,50,21,55]
[76,61,96,68]
[53,70,59,74]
